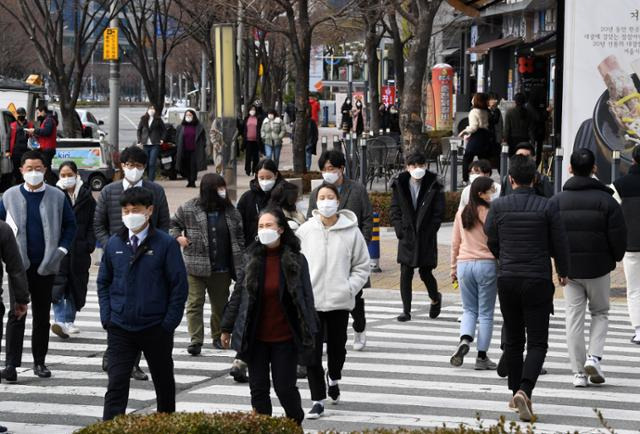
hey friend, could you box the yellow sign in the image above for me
[103,27,119,61]
[7,103,17,118]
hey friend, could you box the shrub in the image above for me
[369,191,461,227]
[76,411,302,434]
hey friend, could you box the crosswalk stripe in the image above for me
[2,293,638,433]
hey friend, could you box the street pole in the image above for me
[200,50,207,113]
[554,147,564,194]
[500,144,509,178]
[611,150,621,184]
[108,1,120,152]
[347,55,353,101]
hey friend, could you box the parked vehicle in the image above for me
[52,138,115,191]
[76,109,107,139]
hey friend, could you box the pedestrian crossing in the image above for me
[1,285,639,433]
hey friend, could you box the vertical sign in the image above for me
[425,64,454,131]
[561,0,640,181]
[103,28,118,61]
[381,85,396,106]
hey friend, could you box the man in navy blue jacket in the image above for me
[97,187,187,420]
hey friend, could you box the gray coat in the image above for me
[175,122,208,172]
[307,178,373,243]
[94,180,171,246]
[169,198,245,280]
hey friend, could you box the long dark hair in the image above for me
[257,206,301,252]
[199,173,231,212]
[461,176,493,230]
[269,181,299,213]
[182,109,199,125]
[254,158,282,181]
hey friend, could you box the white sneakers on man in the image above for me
[51,323,70,339]
[352,331,366,351]
[66,322,80,334]
[573,373,588,387]
[584,356,605,384]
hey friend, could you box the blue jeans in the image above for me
[53,296,76,324]
[144,144,160,181]
[457,260,498,352]
[305,145,313,171]
[265,144,282,167]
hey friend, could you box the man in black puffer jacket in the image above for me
[484,155,570,422]
[549,149,626,387]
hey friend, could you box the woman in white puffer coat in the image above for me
[297,183,370,420]
[260,109,286,166]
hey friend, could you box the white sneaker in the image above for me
[573,373,588,387]
[584,357,605,384]
[352,331,366,351]
[66,322,80,334]
[51,322,69,339]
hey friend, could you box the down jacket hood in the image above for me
[297,209,370,312]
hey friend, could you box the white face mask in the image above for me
[148,109,155,117]
[24,170,44,186]
[124,167,144,183]
[122,213,147,232]
[249,110,256,116]
[317,199,339,218]
[259,179,276,192]
[217,188,227,199]
[257,228,280,246]
[322,171,340,184]
[185,115,193,122]
[409,167,426,180]
[268,114,274,120]
[60,176,77,189]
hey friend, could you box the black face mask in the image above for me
[18,116,25,122]
[37,115,45,121]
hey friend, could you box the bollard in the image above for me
[369,130,374,137]
[500,144,509,177]
[378,129,383,136]
[611,150,621,184]
[385,128,390,134]
[351,132,358,177]
[321,136,328,153]
[360,137,368,186]
[554,147,564,195]
[450,138,460,192]
[368,212,382,272]
[333,135,340,150]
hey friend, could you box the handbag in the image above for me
[0,155,12,175]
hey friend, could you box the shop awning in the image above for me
[467,36,522,54]
[440,47,460,57]
[445,0,500,18]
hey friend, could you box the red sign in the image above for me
[381,85,396,106]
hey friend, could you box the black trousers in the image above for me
[247,339,303,425]
[103,324,176,421]
[462,130,491,182]
[182,150,197,186]
[5,266,55,367]
[498,277,554,398]
[400,264,439,314]
[245,140,259,176]
[41,148,58,185]
[307,310,349,401]
[351,289,366,333]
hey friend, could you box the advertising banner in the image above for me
[309,46,324,92]
[53,148,103,170]
[425,64,454,131]
[561,0,640,181]
[381,85,396,107]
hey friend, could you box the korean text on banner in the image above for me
[561,0,640,182]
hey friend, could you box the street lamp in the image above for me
[213,24,238,198]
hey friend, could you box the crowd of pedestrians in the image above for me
[1,99,640,430]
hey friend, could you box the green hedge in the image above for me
[76,412,538,434]
[76,412,302,434]
[369,191,461,227]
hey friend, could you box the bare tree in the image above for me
[382,5,412,98]
[390,0,443,153]
[0,4,40,79]
[0,0,123,136]
[120,0,190,112]
[360,0,387,133]
[239,0,357,172]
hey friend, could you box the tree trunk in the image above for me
[388,11,405,97]
[293,59,309,173]
[400,0,441,155]
[365,29,380,133]
[57,84,82,138]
